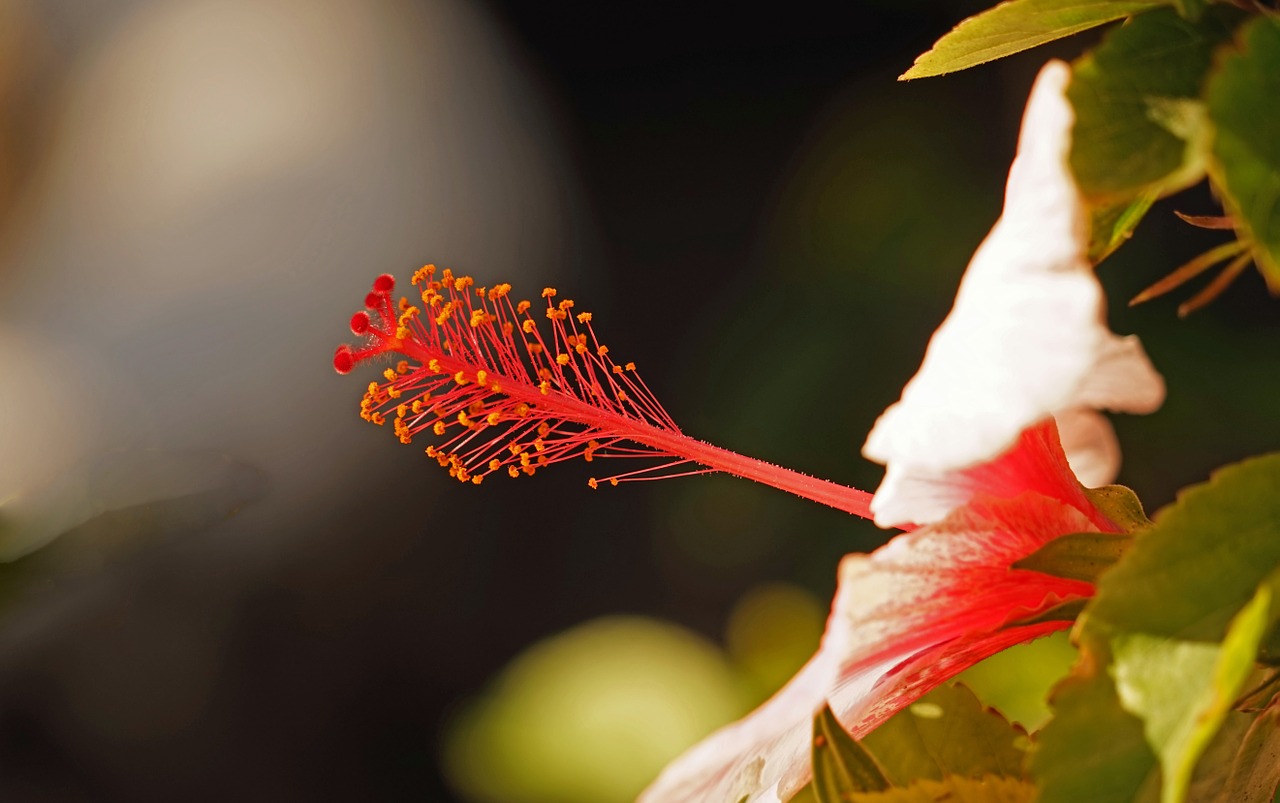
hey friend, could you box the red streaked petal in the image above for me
[873,418,1118,534]
[640,491,1097,803]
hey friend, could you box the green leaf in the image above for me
[1089,191,1159,262]
[1087,453,1280,642]
[1032,639,1162,803]
[1205,16,1280,293]
[848,775,1036,803]
[1014,531,1133,583]
[812,703,890,802]
[900,0,1164,80]
[1069,6,1245,202]
[861,683,1029,786]
[1036,454,1280,803]
[1111,584,1273,803]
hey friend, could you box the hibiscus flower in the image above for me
[637,60,1165,803]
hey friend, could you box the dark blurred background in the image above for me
[0,1,1276,801]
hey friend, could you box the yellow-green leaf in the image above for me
[901,0,1164,80]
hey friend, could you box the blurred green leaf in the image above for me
[1032,639,1162,803]
[1172,0,1205,22]
[1090,192,1159,262]
[812,703,890,802]
[861,683,1029,786]
[900,0,1165,80]
[1111,585,1272,803]
[1069,6,1244,202]
[848,775,1036,803]
[1205,15,1280,292]
[1014,531,1133,583]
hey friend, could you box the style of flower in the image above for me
[638,61,1165,803]
[334,272,875,518]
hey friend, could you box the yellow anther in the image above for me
[546,307,567,321]
[537,423,551,437]
[588,478,598,489]
[538,455,548,466]
[470,310,489,327]
[508,466,520,478]
[368,381,380,394]
[517,300,532,314]
[556,353,571,366]
[383,368,397,382]
[476,286,486,298]
[441,268,455,284]
[387,386,401,399]
[529,343,543,355]
[612,365,623,374]
[471,475,484,485]
[597,345,609,356]
[575,343,587,355]
[522,465,536,476]
[395,326,411,340]
[458,411,474,428]
[558,298,574,311]
[539,381,550,395]
[576,312,593,323]
[434,421,447,435]
[490,383,502,393]
[468,400,485,415]
[489,283,511,300]
[489,459,501,472]
[487,412,501,426]
[396,360,410,374]
[411,400,423,414]
[426,445,437,457]
[397,404,408,418]
[514,403,530,417]
[617,391,628,402]
[538,368,552,381]
[523,319,537,334]
[428,359,442,373]
[520,453,531,467]
[370,412,386,426]
[476,370,488,385]
[625,362,636,371]
[541,287,556,298]
[454,276,474,291]
[502,322,514,337]
[399,434,412,445]
[610,478,619,487]
[534,438,545,452]
[509,442,523,455]
[454,371,468,385]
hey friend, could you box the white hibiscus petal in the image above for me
[861,60,1164,527]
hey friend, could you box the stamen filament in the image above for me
[335,268,876,520]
